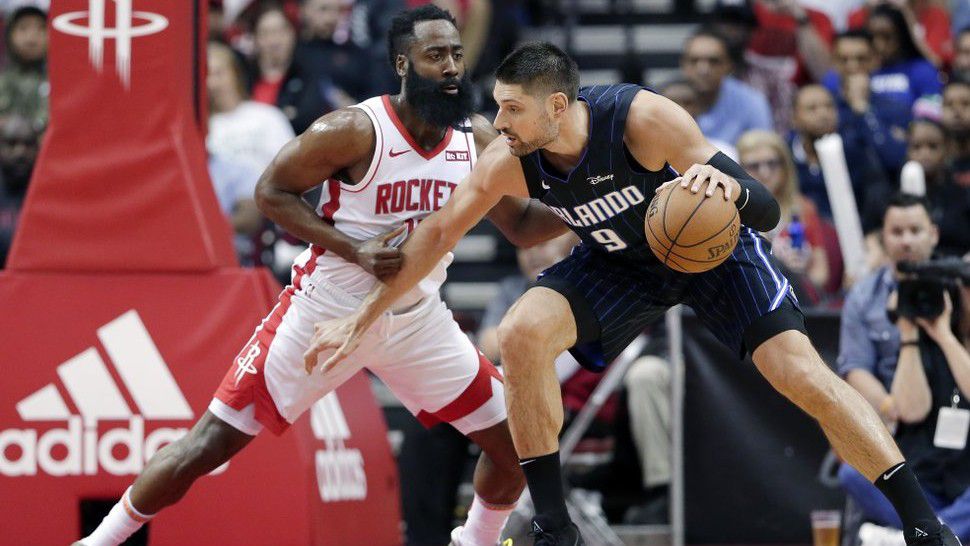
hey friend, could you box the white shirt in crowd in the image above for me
[207,101,295,175]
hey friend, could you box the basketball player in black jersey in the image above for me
[306,43,962,546]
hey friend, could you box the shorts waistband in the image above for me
[313,274,433,315]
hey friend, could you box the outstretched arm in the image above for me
[625,90,780,232]
[468,113,569,247]
[488,197,570,247]
[304,139,530,371]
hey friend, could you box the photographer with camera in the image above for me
[837,192,970,545]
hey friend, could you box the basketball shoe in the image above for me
[529,516,584,546]
[905,521,962,546]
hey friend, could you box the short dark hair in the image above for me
[946,74,970,92]
[8,5,46,26]
[684,27,731,59]
[387,5,458,68]
[958,25,970,41]
[870,5,924,62]
[495,42,580,102]
[834,29,874,47]
[884,192,932,219]
[658,78,698,95]
[908,117,946,137]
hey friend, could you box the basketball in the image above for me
[645,182,740,273]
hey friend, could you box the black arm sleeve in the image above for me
[707,151,780,232]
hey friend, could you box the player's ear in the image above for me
[550,92,569,117]
[396,54,408,79]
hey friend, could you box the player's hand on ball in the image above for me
[675,164,742,201]
[303,315,365,374]
[353,225,405,281]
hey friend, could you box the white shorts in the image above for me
[212,261,506,437]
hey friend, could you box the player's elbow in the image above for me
[253,176,275,215]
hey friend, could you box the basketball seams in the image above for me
[675,208,738,248]
[662,188,709,264]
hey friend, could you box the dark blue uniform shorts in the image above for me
[536,227,807,371]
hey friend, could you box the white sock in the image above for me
[79,487,154,546]
[461,495,515,546]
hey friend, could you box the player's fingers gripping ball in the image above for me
[645,180,740,273]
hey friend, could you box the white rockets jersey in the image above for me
[301,95,478,307]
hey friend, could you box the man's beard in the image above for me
[405,64,475,128]
[505,118,558,157]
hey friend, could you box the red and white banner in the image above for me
[0,272,401,545]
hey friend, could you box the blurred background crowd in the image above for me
[1,1,969,545]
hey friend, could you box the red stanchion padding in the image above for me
[296,377,404,546]
[9,0,235,272]
[0,270,402,545]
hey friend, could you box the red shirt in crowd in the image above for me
[251,76,284,106]
[748,3,835,85]
[848,4,953,67]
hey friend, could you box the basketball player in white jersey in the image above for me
[75,7,566,546]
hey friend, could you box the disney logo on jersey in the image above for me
[445,150,469,162]
[548,186,646,228]
[375,179,457,215]
[587,174,614,185]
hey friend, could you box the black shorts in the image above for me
[536,227,806,371]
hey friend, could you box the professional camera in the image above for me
[895,257,970,319]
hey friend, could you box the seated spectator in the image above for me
[0,115,38,268]
[619,348,671,525]
[657,78,738,160]
[208,153,265,266]
[788,84,890,230]
[837,192,970,545]
[298,0,374,105]
[825,29,911,178]
[737,129,837,303]
[942,77,970,186]
[0,6,47,129]
[751,0,834,125]
[708,0,834,134]
[907,118,970,257]
[864,5,944,113]
[849,0,954,68]
[955,26,970,80]
[953,1,970,38]
[206,41,295,175]
[250,5,340,134]
[680,28,773,146]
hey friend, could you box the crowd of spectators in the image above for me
[678,0,970,309]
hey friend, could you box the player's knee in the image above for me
[497,312,540,356]
[624,356,670,391]
[497,307,569,363]
[765,350,838,409]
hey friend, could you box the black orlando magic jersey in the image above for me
[519,84,677,266]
